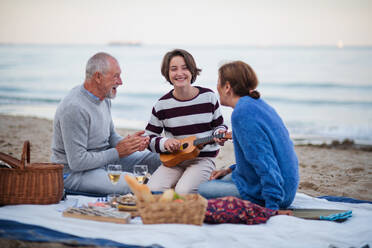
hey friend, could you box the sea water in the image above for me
[0,44,371,145]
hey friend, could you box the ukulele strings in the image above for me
[193,133,225,146]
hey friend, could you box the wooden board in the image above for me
[63,207,131,224]
[291,208,351,221]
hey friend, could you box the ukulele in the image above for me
[160,132,232,167]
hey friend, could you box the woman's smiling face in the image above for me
[168,56,192,87]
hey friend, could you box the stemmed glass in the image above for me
[133,164,148,184]
[106,164,122,201]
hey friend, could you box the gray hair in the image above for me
[85,52,116,80]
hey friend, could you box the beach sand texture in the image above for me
[1,114,371,201]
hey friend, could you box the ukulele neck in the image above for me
[193,133,226,146]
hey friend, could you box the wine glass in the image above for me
[133,164,148,184]
[106,164,122,202]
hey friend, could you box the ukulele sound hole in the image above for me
[181,143,189,150]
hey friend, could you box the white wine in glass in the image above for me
[108,173,121,184]
[106,164,122,200]
[135,175,146,184]
[133,165,148,184]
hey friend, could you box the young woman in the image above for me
[198,61,299,210]
[145,49,227,194]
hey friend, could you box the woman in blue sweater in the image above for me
[198,61,299,210]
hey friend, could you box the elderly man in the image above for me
[51,52,161,195]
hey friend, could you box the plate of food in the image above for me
[115,194,139,216]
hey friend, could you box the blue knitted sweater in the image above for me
[230,96,299,210]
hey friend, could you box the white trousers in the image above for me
[147,157,215,194]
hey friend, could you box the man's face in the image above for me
[102,59,122,99]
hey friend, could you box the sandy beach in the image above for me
[1,114,371,201]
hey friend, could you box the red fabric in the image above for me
[204,196,277,225]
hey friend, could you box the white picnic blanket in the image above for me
[0,193,371,248]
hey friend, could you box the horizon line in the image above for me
[1,42,372,48]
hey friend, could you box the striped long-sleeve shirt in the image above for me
[145,86,227,158]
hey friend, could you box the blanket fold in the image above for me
[0,219,163,248]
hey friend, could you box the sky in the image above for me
[0,0,371,46]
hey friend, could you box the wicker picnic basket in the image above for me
[0,140,64,205]
[136,194,208,225]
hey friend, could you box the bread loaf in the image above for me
[124,175,155,203]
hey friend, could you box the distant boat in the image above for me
[337,40,344,49]
[108,41,142,46]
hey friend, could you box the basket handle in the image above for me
[0,151,21,169]
[20,140,31,169]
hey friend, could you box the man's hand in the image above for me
[209,168,232,180]
[133,131,150,151]
[164,138,181,153]
[115,131,150,157]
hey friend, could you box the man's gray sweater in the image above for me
[51,85,122,174]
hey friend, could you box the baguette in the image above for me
[124,175,142,198]
[124,175,155,203]
[139,184,155,203]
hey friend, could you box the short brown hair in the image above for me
[161,49,201,85]
[218,61,260,99]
